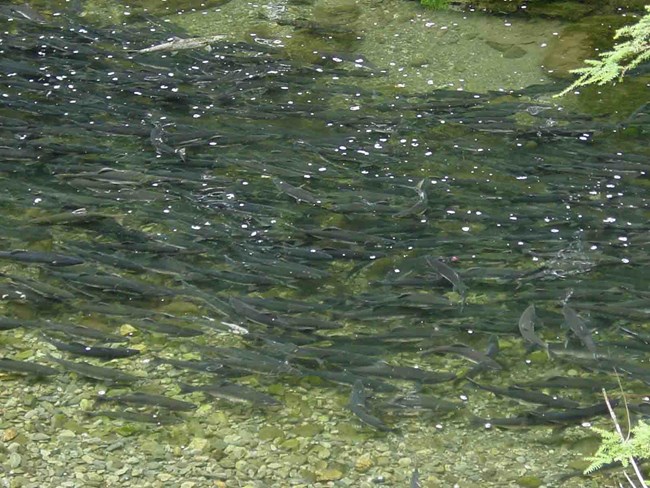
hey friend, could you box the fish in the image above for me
[0,318,24,330]
[42,335,141,360]
[63,246,147,273]
[197,345,302,376]
[335,327,451,346]
[96,392,197,412]
[195,269,285,286]
[272,178,321,204]
[393,179,428,218]
[228,297,291,329]
[34,321,124,343]
[30,211,112,226]
[518,304,549,352]
[3,274,75,301]
[86,410,182,425]
[149,124,177,156]
[411,468,422,488]
[420,344,502,371]
[527,400,617,423]
[425,257,468,306]
[619,326,650,344]
[238,296,330,314]
[348,380,393,432]
[300,226,393,245]
[394,292,450,308]
[516,376,615,392]
[318,248,386,260]
[300,369,398,392]
[135,35,226,54]
[474,400,617,428]
[466,379,579,409]
[129,318,204,337]
[179,382,280,406]
[51,272,176,297]
[562,304,597,355]
[282,316,342,331]
[289,345,378,367]
[0,358,59,376]
[275,18,356,36]
[277,246,334,261]
[3,3,47,23]
[351,362,456,384]
[229,254,328,281]
[47,355,139,383]
[151,357,228,374]
[380,391,464,413]
[0,250,84,266]
[603,339,650,353]
[74,302,164,318]
[465,335,501,379]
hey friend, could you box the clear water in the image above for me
[0,1,648,487]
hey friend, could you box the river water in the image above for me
[0,1,648,487]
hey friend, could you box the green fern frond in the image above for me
[556,6,650,96]
[584,421,650,476]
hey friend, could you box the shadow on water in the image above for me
[0,4,648,487]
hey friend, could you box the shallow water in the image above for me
[0,2,648,487]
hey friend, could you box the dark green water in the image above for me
[0,2,648,487]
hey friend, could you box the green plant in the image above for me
[557,5,650,96]
[585,388,650,488]
[420,0,449,10]
[587,421,650,475]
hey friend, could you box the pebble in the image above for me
[9,452,22,468]
[355,454,373,472]
[188,437,209,453]
[316,447,331,460]
[2,428,18,442]
[398,457,411,467]
[258,426,284,440]
[376,455,391,466]
[315,468,343,481]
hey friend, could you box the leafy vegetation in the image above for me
[584,388,649,488]
[586,421,650,476]
[557,6,650,96]
[420,0,449,10]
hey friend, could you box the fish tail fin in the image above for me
[177,382,195,394]
[544,344,552,360]
[93,394,110,408]
[468,415,490,428]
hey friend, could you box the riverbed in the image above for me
[0,1,648,487]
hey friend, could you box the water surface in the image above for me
[0,2,648,487]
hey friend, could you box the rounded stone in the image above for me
[315,467,343,481]
[9,452,22,468]
[2,428,18,442]
[355,454,373,472]
[517,475,543,488]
